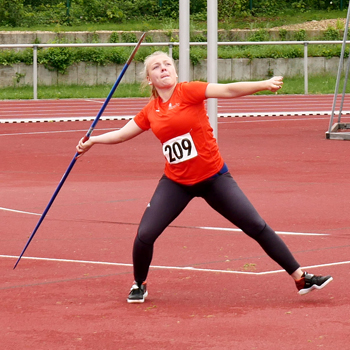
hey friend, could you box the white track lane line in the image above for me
[196,226,328,236]
[2,110,350,123]
[0,207,41,216]
[0,206,329,236]
[0,127,117,137]
[1,254,348,275]
[0,116,135,123]
[2,115,349,137]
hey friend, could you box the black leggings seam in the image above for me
[256,222,267,238]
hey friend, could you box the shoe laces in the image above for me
[130,283,140,292]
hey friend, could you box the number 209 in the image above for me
[164,138,192,163]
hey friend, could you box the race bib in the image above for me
[162,132,198,164]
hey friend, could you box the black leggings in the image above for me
[133,172,300,283]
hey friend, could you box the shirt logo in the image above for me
[168,102,180,110]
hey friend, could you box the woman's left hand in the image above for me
[267,76,283,92]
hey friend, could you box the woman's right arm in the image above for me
[76,119,144,156]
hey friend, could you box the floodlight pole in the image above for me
[207,0,218,139]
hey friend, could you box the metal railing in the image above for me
[0,40,348,99]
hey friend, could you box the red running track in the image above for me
[0,96,349,350]
[1,94,350,122]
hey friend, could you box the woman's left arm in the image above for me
[205,76,283,99]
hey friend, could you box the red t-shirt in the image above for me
[133,81,224,185]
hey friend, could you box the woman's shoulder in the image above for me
[176,81,209,102]
[143,96,158,109]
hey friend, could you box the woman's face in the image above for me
[146,54,177,90]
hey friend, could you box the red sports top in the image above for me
[133,81,224,185]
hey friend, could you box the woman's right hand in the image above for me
[76,136,94,157]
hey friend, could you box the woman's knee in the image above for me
[137,224,160,246]
[241,218,267,239]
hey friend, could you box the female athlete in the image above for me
[77,51,333,303]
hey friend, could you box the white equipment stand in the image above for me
[326,0,350,140]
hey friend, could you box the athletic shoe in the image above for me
[296,272,333,295]
[127,282,148,303]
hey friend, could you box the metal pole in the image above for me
[304,42,308,95]
[337,54,350,122]
[33,45,38,100]
[328,0,350,133]
[207,0,218,139]
[179,0,190,82]
[66,0,71,25]
[66,0,70,17]
[168,43,173,58]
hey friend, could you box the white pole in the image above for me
[207,0,218,139]
[179,0,190,82]
[304,43,308,95]
[33,45,38,100]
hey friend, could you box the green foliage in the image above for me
[251,0,285,16]
[323,27,342,40]
[294,29,307,41]
[218,0,249,19]
[291,1,308,12]
[319,45,348,58]
[279,29,288,41]
[23,0,63,5]
[133,46,156,62]
[75,47,107,66]
[157,0,179,19]
[0,0,25,26]
[109,32,120,43]
[0,0,346,27]
[190,47,205,65]
[77,0,124,23]
[121,32,138,43]
[18,48,34,65]
[0,50,22,65]
[156,0,206,19]
[115,0,160,19]
[107,48,130,64]
[0,1,348,74]
[290,0,341,11]
[0,38,348,74]
[222,44,304,60]
[14,72,26,84]
[38,44,74,73]
[190,33,207,42]
[248,29,269,42]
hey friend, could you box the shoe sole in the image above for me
[298,277,333,295]
[127,291,148,304]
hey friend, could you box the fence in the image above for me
[0,40,348,99]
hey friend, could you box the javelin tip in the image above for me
[126,32,147,65]
[13,258,20,270]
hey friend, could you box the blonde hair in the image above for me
[141,51,176,100]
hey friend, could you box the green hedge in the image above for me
[0,27,348,74]
[0,0,344,27]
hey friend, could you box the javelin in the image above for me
[13,32,146,269]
